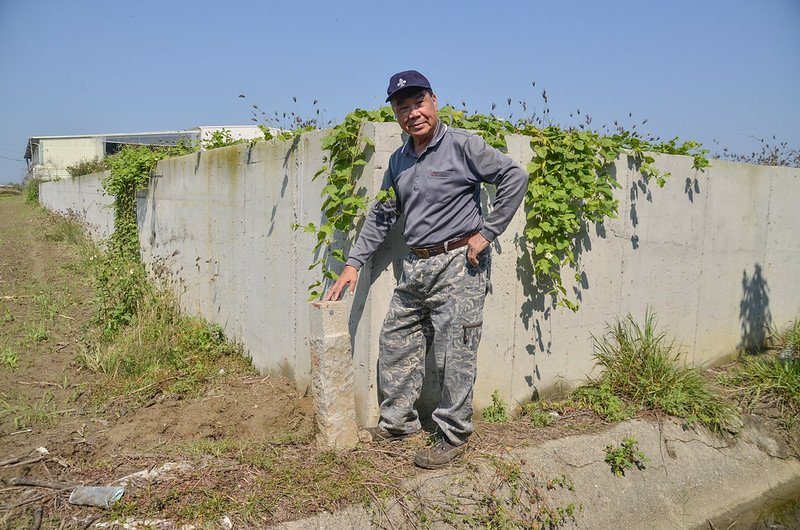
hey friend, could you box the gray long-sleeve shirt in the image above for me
[345,121,528,270]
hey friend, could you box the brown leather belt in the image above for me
[411,232,477,259]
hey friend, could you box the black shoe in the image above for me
[414,436,466,469]
[367,426,415,442]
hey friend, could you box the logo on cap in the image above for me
[397,78,407,88]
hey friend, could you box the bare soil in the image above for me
[0,197,320,527]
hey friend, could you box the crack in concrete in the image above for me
[663,436,732,453]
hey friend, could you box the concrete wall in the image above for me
[39,124,800,427]
[39,170,114,242]
[136,133,331,391]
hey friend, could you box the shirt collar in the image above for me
[401,120,447,158]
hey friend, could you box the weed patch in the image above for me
[482,390,510,423]
[407,455,580,528]
[574,311,737,432]
[25,323,50,343]
[79,289,252,403]
[24,178,40,205]
[521,400,557,427]
[66,156,110,177]
[604,436,648,477]
[0,391,63,430]
[1,347,18,370]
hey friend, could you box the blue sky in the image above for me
[1,0,798,183]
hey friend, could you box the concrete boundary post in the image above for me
[309,300,359,448]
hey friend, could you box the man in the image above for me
[324,70,527,468]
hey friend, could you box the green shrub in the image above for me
[66,156,110,177]
[89,251,149,337]
[202,128,242,150]
[572,382,633,422]
[25,178,41,204]
[521,401,563,427]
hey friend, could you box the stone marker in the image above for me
[309,300,359,448]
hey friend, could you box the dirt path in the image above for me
[0,196,317,528]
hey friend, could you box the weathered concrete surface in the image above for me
[269,418,800,529]
[309,301,360,449]
[39,126,800,428]
[39,170,114,243]
[135,135,330,393]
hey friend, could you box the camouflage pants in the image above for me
[377,246,490,446]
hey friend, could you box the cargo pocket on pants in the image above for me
[457,321,483,351]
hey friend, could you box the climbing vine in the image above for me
[103,144,196,259]
[97,143,196,335]
[299,107,394,298]
[307,105,710,309]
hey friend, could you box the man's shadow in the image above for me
[738,263,771,354]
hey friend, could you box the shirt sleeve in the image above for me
[344,169,400,270]
[463,134,528,242]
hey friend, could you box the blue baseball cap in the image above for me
[386,70,432,102]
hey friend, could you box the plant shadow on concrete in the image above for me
[571,310,738,433]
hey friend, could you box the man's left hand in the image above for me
[466,233,490,266]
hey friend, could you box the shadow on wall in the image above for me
[739,263,772,354]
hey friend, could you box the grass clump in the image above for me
[79,289,252,402]
[1,347,19,370]
[45,212,89,246]
[574,310,737,432]
[768,318,800,360]
[720,355,800,427]
[0,392,61,429]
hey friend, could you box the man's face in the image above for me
[392,90,439,144]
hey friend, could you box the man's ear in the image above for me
[431,93,438,111]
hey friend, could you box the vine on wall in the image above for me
[308,106,710,309]
[92,101,711,314]
[97,143,195,335]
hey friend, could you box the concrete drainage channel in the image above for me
[709,479,800,529]
[304,302,800,528]
[271,418,800,529]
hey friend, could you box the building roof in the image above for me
[24,130,194,160]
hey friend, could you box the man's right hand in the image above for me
[323,265,359,301]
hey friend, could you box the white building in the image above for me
[24,125,265,181]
